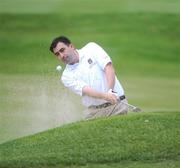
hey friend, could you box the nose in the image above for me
[58,52,65,60]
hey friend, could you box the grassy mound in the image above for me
[0,0,179,144]
[0,112,179,168]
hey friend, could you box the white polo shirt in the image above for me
[61,42,125,107]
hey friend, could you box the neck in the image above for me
[75,50,79,63]
[69,50,79,65]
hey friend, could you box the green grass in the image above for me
[0,112,179,168]
[0,0,180,14]
[0,13,179,77]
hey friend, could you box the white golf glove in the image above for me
[108,89,119,100]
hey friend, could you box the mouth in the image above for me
[63,52,77,65]
[63,55,71,64]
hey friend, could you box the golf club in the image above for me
[122,102,142,112]
[109,90,142,112]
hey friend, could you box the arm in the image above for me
[86,43,116,91]
[62,68,117,104]
[82,86,118,104]
[82,44,118,104]
[104,62,115,90]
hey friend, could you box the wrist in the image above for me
[108,89,117,93]
[103,92,109,101]
[108,89,113,93]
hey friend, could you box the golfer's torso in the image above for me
[75,52,109,106]
[62,42,125,107]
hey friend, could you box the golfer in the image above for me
[49,35,128,120]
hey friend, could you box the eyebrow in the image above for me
[54,48,65,56]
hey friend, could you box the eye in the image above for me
[55,52,59,56]
[59,48,65,53]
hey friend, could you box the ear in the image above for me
[70,44,75,49]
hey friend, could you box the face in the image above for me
[53,42,78,65]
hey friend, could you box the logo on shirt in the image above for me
[88,58,93,64]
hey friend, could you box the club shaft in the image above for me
[122,102,136,109]
[121,101,142,112]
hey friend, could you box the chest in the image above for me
[74,57,100,81]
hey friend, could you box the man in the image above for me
[49,35,128,120]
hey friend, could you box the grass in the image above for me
[0,0,180,14]
[0,112,180,168]
[0,13,179,77]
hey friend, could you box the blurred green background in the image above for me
[0,0,179,144]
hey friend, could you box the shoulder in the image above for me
[81,42,101,51]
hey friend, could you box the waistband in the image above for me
[88,95,126,109]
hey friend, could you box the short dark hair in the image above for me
[49,36,71,53]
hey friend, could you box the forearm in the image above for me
[82,86,118,104]
[82,86,107,100]
[105,62,115,90]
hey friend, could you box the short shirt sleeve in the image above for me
[61,72,87,96]
[88,42,112,70]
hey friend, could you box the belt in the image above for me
[89,95,126,109]
[119,95,126,101]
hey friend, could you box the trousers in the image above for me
[84,99,128,120]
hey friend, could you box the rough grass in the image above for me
[0,13,179,78]
[0,112,179,168]
[0,0,180,14]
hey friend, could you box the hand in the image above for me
[104,89,119,104]
[108,89,118,97]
